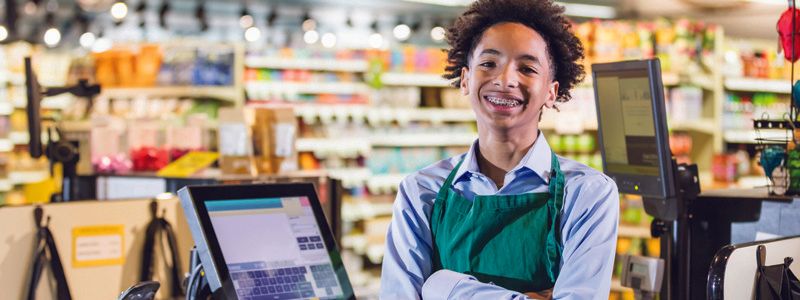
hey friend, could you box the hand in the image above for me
[524,289,552,300]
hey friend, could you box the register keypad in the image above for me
[232,266,315,300]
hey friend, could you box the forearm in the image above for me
[422,269,532,300]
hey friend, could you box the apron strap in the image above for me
[545,152,566,281]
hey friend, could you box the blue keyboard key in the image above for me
[255,272,263,278]
[310,236,321,242]
[299,244,307,250]
[299,282,313,289]
[308,244,316,250]
[316,243,324,249]
[297,237,309,243]
[247,271,256,277]
[260,287,268,294]
[256,279,264,286]
[277,277,284,284]
[252,287,261,295]
[300,267,307,274]
[290,283,297,291]
[301,290,315,297]
[276,286,283,293]
[268,278,276,285]
[268,286,276,293]
[278,269,285,275]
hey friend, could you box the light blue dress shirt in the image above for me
[380,133,619,299]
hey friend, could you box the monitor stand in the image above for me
[643,160,700,300]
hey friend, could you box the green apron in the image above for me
[430,152,565,292]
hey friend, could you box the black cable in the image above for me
[140,204,183,298]
[26,208,71,300]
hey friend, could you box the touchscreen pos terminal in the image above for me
[178,183,355,300]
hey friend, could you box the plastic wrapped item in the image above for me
[128,121,168,172]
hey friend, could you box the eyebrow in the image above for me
[478,48,542,66]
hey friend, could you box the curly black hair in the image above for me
[444,0,585,102]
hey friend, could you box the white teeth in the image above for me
[485,96,521,107]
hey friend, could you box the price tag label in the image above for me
[72,225,125,267]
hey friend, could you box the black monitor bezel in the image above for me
[591,59,676,200]
[182,183,356,300]
[25,57,43,158]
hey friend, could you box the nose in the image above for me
[493,63,519,88]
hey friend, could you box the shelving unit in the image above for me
[245,57,369,72]
[724,77,791,94]
[380,72,451,87]
[100,86,243,105]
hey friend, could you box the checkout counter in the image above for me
[0,171,343,299]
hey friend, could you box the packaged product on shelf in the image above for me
[667,86,702,122]
[90,117,131,174]
[218,107,256,175]
[128,120,169,172]
[252,106,298,174]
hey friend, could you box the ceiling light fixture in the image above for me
[110,1,128,20]
[321,32,336,48]
[430,26,445,41]
[303,30,319,44]
[393,24,411,41]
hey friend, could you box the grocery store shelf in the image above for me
[619,225,652,238]
[100,86,241,103]
[724,77,791,94]
[370,133,476,147]
[0,102,13,115]
[296,137,371,158]
[611,278,632,292]
[294,105,476,124]
[0,139,13,152]
[380,72,452,87]
[326,168,372,188]
[342,199,394,222]
[723,129,789,144]
[246,81,369,95]
[9,170,49,184]
[0,72,25,86]
[245,57,369,72]
[670,118,716,134]
[0,179,12,191]
[367,173,407,194]
[10,131,29,145]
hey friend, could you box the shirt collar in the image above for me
[454,131,553,184]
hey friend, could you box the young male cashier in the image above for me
[380,0,619,299]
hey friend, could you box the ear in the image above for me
[543,80,559,109]
[460,66,470,95]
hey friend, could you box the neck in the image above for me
[476,123,539,188]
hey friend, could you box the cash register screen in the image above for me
[206,196,344,299]
[593,59,674,199]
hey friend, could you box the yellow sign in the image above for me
[157,151,220,178]
[72,225,125,268]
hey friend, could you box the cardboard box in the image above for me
[218,107,256,175]
[252,107,297,174]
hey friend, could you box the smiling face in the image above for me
[460,22,559,134]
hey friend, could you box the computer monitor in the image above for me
[178,183,355,300]
[592,59,676,202]
[25,57,43,158]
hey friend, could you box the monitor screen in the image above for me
[595,70,659,177]
[206,196,345,300]
[592,59,675,200]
